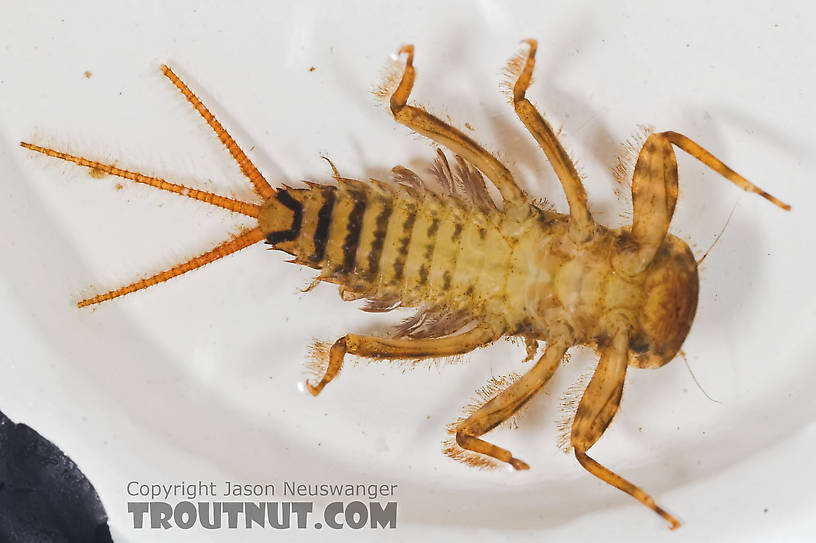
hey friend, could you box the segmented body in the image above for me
[262,163,515,326]
[262,164,695,363]
[20,40,787,530]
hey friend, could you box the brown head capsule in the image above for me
[629,235,700,369]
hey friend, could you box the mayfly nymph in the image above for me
[21,39,789,529]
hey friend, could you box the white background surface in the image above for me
[1,1,815,541]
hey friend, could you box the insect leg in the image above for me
[388,45,525,204]
[615,130,790,276]
[161,65,276,200]
[452,338,569,470]
[661,131,790,210]
[508,39,594,240]
[305,322,501,396]
[613,132,680,276]
[570,322,680,529]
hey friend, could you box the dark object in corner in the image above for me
[0,409,113,543]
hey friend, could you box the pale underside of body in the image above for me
[20,39,789,530]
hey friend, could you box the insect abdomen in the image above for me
[261,183,409,298]
[261,180,514,314]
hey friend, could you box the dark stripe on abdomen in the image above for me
[266,190,303,244]
[418,217,439,285]
[340,194,367,274]
[365,201,392,280]
[310,189,336,264]
[391,210,417,284]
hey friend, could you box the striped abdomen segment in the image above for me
[260,181,513,310]
[259,183,381,280]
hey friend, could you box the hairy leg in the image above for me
[509,39,594,240]
[615,130,789,276]
[452,337,569,469]
[306,322,501,396]
[662,131,789,210]
[388,45,525,205]
[613,132,679,275]
[570,321,680,529]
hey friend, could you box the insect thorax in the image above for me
[513,221,699,368]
